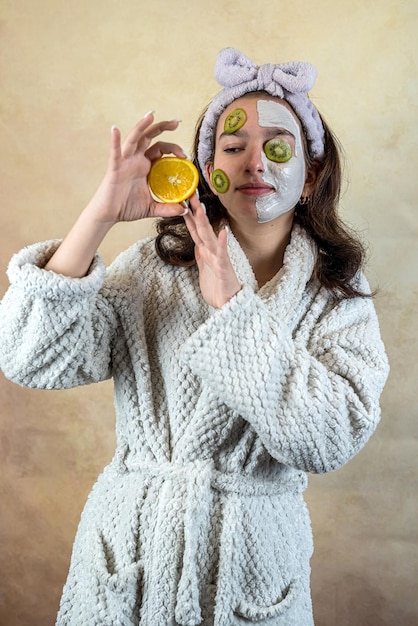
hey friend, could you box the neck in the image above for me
[228,211,295,287]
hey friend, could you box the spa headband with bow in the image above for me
[197,47,326,180]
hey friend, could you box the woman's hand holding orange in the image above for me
[89,112,189,225]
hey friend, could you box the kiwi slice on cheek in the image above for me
[224,108,247,134]
[212,169,230,194]
[263,138,292,163]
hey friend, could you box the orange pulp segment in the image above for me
[148,157,199,203]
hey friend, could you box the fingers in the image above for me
[121,114,180,158]
[119,112,156,158]
[152,202,190,219]
[183,206,202,247]
[145,141,188,161]
[183,199,221,254]
[217,225,228,253]
[113,112,186,170]
[134,119,181,156]
[108,125,122,171]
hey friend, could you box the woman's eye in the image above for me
[224,146,242,153]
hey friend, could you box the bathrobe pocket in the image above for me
[233,578,302,624]
[228,493,312,625]
[77,527,144,626]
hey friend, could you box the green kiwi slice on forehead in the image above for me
[212,169,230,193]
[224,108,247,134]
[263,138,292,163]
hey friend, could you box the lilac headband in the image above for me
[197,47,325,180]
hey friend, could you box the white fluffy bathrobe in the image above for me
[0,225,389,626]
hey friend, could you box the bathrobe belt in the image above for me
[116,457,306,626]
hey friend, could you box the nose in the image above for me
[245,145,265,174]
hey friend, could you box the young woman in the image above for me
[0,47,389,625]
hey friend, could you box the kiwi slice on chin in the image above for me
[212,169,230,193]
[263,138,292,163]
[224,108,247,134]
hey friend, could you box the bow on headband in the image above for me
[197,47,325,178]
[214,47,318,98]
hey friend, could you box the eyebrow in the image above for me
[217,127,294,141]
[218,128,249,141]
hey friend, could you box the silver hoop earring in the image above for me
[299,196,309,206]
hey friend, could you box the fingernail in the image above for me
[181,207,189,216]
[143,109,155,118]
[171,119,182,123]
[200,202,207,215]
[111,125,118,132]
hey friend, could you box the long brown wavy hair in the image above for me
[155,93,370,299]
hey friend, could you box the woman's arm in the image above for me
[0,113,189,387]
[181,282,389,474]
[0,241,113,388]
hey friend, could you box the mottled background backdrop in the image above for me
[0,1,416,624]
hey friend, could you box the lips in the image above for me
[236,182,275,196]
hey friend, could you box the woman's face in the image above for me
[206,94,309,224]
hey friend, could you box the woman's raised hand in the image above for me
[44,113,188,278]
[183,195,241,309]
[90,112,188,224]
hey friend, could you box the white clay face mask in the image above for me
[256,100,306,223]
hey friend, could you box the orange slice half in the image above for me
[148,156,199,203]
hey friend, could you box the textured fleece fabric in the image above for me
[0,225,389,626]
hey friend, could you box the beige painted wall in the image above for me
[0,1,416,624]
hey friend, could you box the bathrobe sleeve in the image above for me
[0,241,118,389]
[180,277,390,474]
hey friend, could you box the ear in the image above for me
[205,162,218,196]
[302,160,320,197]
